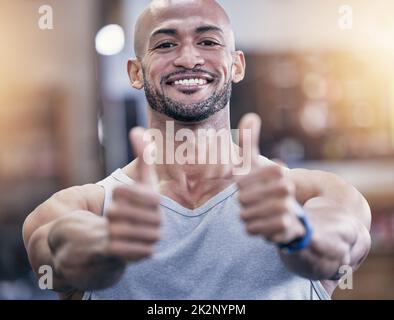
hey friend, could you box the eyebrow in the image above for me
[151,28,178,38]
[150,25,224,39]
[195,25,224,34]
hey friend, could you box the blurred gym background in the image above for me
[0,0,393,299]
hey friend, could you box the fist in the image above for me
[236,114,305,245]
[106,127,161,262]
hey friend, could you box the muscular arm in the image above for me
[22,184,126,294]
[281,168,371,294]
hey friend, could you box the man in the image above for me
[23,0,371,300]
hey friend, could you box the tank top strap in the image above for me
[96,169,134,216]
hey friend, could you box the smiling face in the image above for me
[128,0,245,123]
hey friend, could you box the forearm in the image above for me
[29,211,125,292]
[280,196,371,280]
[27,222,75,293]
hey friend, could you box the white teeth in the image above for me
[173,78,208,86]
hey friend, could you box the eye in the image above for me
[155,42,177,49]
[199,40,220,47]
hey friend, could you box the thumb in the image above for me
[238,113,261,165]
[129,127,158,187]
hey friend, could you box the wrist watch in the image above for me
[278,201,313,254]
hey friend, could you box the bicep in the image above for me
[23,184,104,257]
[287,169,347,205]
[23,187,81,248]
[288,168,371,228]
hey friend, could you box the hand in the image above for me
[106,127,161,262]
[236,113,305,245]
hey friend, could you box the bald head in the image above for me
[134,0,235,58]
[127,0,246,123]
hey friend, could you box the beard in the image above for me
[143,71,232,123]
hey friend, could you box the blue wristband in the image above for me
[278,203,313,254]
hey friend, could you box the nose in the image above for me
[173,43,205,69]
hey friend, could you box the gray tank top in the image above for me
[83,167,330,300]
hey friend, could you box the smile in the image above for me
[165,74,215,87]
[174,78,208,86]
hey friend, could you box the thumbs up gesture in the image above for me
[236,114,305,245]
[105,127,161,262]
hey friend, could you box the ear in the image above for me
[231,51,246,84]
[127,59,144,89]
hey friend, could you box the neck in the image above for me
[145,107,240,207]
[122,105,255,209]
